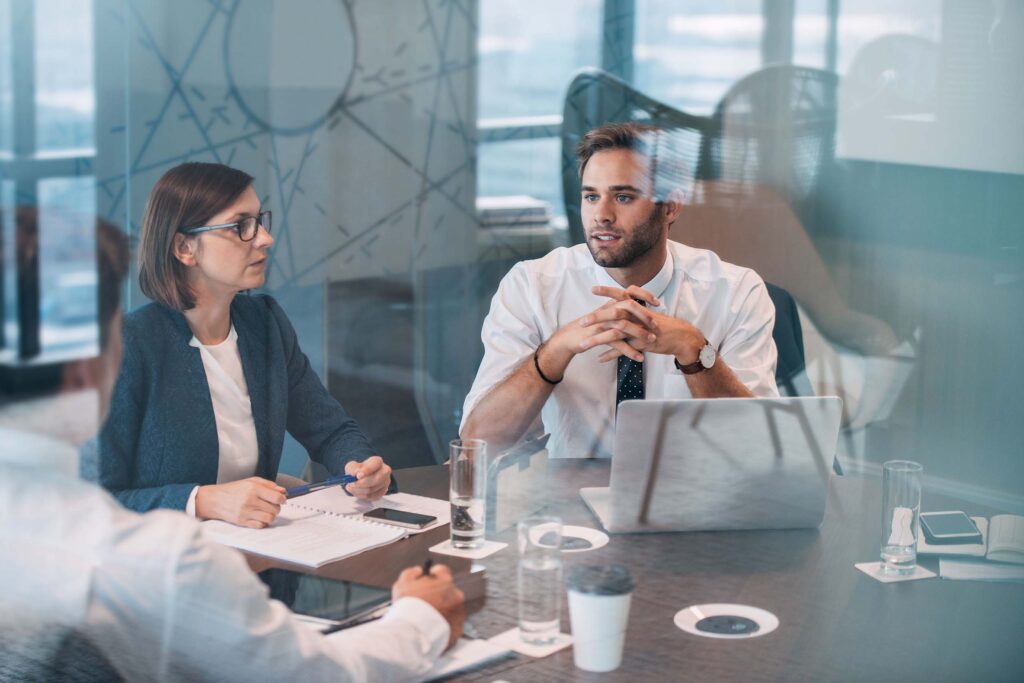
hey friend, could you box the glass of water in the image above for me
[517,514,563,645]
[880,460,923,575]
[449,439,487,550]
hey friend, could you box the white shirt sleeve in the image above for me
[166,526,449,682]
[718,272,780,398]
[461,264,544,431]
[185,486,199,517]
[85,507,449,682]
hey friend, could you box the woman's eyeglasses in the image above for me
[180,210,272,242]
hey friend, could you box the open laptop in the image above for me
[579,397,843,533]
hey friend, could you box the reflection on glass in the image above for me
[478,0,600,120]
[35,0,95,152]
[0,0,12,154]
[477,137,562,217]
[634,0,762,114]
[1,181,13,350]
[37,176,97,355]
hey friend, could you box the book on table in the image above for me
[918,513,1024,564]
[201,502,406,567]
[201,489,450,567]
[919,514,1024,584]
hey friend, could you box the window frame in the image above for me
[476,0,839,146]
[0,0,96,360]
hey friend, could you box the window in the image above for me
[35,0,95,153]
[634,0,762,114]
[0,0,97,360]
[477,0,600,218]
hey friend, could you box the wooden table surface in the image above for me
[250,462,1024,682]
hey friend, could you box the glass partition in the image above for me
[0,0,1018,503]
[0,0,1021,679]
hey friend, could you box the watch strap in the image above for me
[674,339,713,375]
[674,356,706,375]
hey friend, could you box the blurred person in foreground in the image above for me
[0,217,464,682]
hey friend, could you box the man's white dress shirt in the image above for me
[0,427,449,682]
[461,240,779,459]
[185,325,260,516]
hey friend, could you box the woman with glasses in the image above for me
[98,162,393,527]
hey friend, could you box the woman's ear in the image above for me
[172,233,197,266]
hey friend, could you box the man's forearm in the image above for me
[684,359,754,398]
[461,344,570,451]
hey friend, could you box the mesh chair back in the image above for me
[705,65,839,206]
[561,68,715,246]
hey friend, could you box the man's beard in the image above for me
[586,205,662,268]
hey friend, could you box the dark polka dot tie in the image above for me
[616,300,645,406]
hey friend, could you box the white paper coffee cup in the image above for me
[566,565,634,672]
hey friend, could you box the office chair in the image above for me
[765,282,806,395]
[560,67,716,247]
[705,64,839,214]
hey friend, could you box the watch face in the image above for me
[699,343,716,368]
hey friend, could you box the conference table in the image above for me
[249,462,1024,681]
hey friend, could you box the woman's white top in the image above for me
[184,325,259,516]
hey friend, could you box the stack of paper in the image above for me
[939,558,1024,582]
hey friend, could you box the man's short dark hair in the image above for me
[575,122,690,203]
[575,122,660,179]
[137,162,254,311]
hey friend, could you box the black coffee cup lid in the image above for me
[566,564,634,595]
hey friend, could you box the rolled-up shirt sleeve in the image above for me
[148,516,449,682]
[460,264,544,432]
[718,271,780,397]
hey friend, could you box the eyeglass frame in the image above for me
[179,210,272,242]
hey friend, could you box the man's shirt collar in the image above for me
[592,248,675,302]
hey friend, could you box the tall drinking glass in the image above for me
[880,460,923,574]
[449,439,487,550]
[517,515,563,645]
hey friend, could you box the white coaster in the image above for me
[559,525,609,553]
[488,627,573,658]
[429,539,508,559]
[674,604,779,639]
[855,561,937,583]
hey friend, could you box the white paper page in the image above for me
[987,515,1024,559]
[288,489,451,535]
[201,506,405,567]
[286,488,368,515]
[423,637,513,681]
[294,614,341,633]
[939,558,1024,582]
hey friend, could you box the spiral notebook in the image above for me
[201,503,407,567]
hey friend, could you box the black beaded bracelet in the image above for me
[533,346,562,385]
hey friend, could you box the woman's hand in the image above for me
[344,455,393,501]
[195,477,287,528]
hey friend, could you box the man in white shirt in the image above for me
[0,221,464,682]
[0,428,462,681]
[461,122,779,458]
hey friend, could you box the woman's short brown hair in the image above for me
[137,162,254,310]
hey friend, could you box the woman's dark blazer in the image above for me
[98,294,376,512]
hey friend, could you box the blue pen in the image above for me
[286,474,358,499]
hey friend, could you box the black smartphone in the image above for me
[363,507,437,529]
[920,511,982,545]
